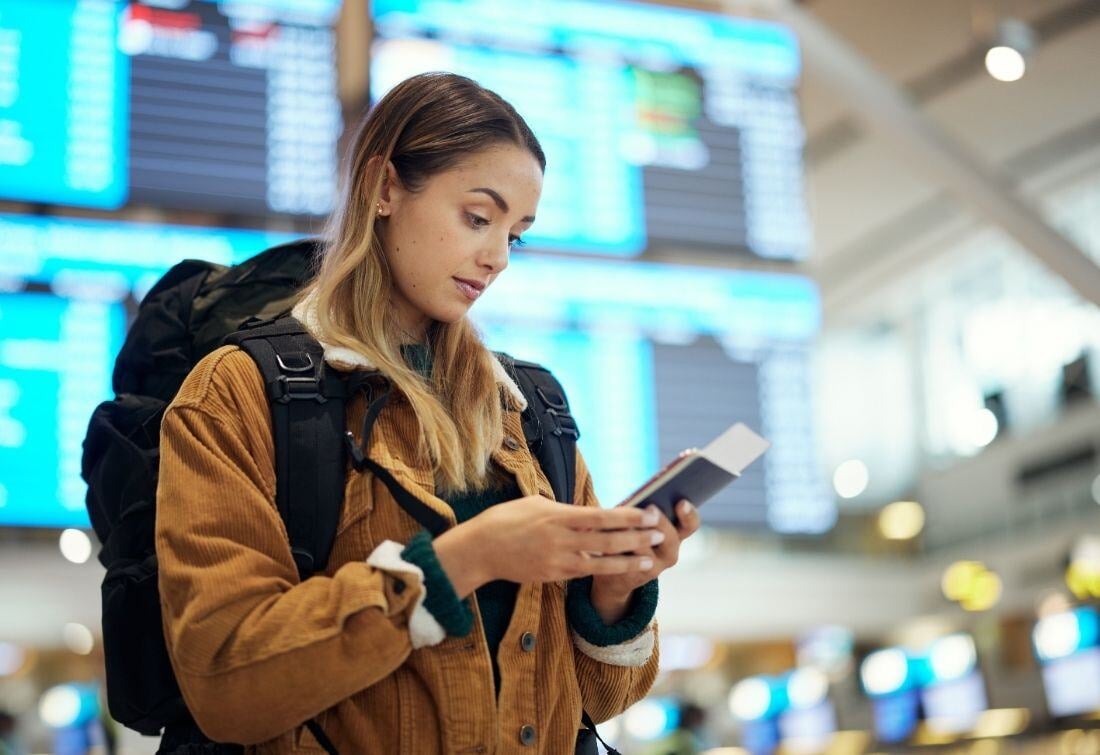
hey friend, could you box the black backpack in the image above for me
[81,238,616,754]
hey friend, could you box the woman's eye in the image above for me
[468,212,526,248]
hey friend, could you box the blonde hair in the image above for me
[301,72,546,494]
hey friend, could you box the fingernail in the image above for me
[640,558,654,570]
[650,531,665,545]
[643,508,660,526]
[679,500,695,514]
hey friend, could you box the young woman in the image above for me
[155,72,700,754]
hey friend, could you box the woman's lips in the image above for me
[453,277,484,301]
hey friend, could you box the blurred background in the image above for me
[1,0,1100,752]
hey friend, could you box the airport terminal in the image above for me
[1,1,1100,753]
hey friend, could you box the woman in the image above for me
[156,72,700,753]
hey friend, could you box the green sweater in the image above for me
[395,345,658,695]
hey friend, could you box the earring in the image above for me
[376,202,386,216]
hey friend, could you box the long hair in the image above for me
[302,72,546,494]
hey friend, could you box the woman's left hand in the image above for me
[589,499,700,622]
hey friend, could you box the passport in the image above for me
[618,423,771,526]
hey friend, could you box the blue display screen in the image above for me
[0,214,297,529]
[0,292,125,527]
[0,212,297,293]
[0,0,129,208]
[872,689,921,744]
[0,0,343,216]
[475,254,830,533]
[1041,646,1100,717]
[0,215,829,533]
[371,0,810,260]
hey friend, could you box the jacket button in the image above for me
[520,632,536,652]
[519,724,536,746]
[503,436,521,451]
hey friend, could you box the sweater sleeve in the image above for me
[567,449,660,724]
[155,347,431,745]
[566,576,658,647]
[400,530,475,637]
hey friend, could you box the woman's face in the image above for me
[377,143,543,340]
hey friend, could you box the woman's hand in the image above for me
[433,496,662,597]
[589,500,701,623]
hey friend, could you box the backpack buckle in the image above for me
[544,408,580,440]
[271,353,327,403]
[274,376,326,403]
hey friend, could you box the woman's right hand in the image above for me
[433,496,663,597]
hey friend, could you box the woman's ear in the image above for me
[377,159,406,216]
[365,156,403,217]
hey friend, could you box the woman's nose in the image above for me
[480,239,510,274]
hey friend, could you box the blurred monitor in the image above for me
[741,718,780,755]
[0,214,297,529]
[1,214,830,534]
[778,703,837,752]
[476,254,833,534]
[370,0,809,260]
[0,290,126,528]
[920,672,987,734]
[1040,646,1100,718]
[0,0,341,217]
[871,689,921,744]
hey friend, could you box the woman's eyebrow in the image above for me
[469,187,536,223]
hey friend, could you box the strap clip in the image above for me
[544,407,579,439]
[272,352,327,404]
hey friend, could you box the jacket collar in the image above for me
[290,291,528,411]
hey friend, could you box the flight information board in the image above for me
[474,256,832,534]
[371,0,810,260]
[0,0,341,216]
[0,293,125,528]
[0,215,830,533]
[0,214,297,529]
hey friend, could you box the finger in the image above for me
[675,499,701,537]
[577,553,655,576]
[571,527,665,555]
[649,506,681,558]
[562,504,660,531]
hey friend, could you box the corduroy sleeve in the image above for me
[155,347,427,745]
[567,449,661,724]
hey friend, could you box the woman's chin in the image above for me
[426,304,470,325]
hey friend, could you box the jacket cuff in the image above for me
[365,540,447,649]
[566,576,659,647]
[399,530,474,639]
[573,624,656,667]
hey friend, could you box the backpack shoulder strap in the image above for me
[224,317,347,581]
[495,354,580,505]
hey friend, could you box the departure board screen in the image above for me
[0,0,341,216]
[474,255,832,534]
[0,216,830,534]
[0,292,125,528]
[371,0,810,260]
[0,214,296,529]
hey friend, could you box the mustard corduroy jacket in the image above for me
[155,320,660,753]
